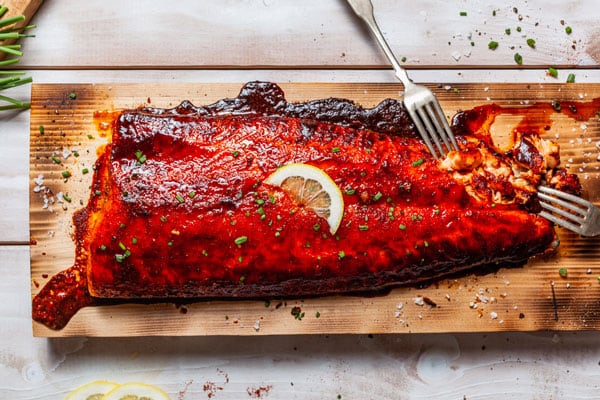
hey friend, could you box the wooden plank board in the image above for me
[29,82,600,337]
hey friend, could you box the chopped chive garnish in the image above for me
[82,168,89,174]
[100,245,107,251]
[565,26,572,34]
[488,41,499,50]
[551,101,562,111]
[459,11,467,16]
[232,150,239,157]
[558,268,568,277]
[175,193,185,203]
[188,191,196,198]
[61,170,71,179]
[51,156,61,164]
[526,38,536,48]
[514,53,523,65]
[332,146,341,153]
[87,134,94,139]
[358,225,369,231]
[69,92,77,100]
[160,215,167,222]
[373,192,383,201]
[548,67,558,78]
[516,26,522,32]
[412,158,425,167]
[505,28,511,35]
[345,188,356,195]
[234,236,248,245]
[63,194,71,202]
[338,250,346,259]
[399,224,407,230]
[39,125,44,134]
[118,242,126,251]
[313,224,321,231]
[135,150,147,164]
[566,73,575,83]
[256,199,265,206]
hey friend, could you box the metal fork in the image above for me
[537,186,600,237]
[346,0,459,158]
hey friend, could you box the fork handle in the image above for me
[346,0,413,87]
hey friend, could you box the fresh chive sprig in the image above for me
[0,5,35,111]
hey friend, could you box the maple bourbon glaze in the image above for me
[32,82,592,330]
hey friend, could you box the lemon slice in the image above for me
[65,380,119,400]
[102,382,171,400]
[265,163,344,234]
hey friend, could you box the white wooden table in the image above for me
[2,0,600,398]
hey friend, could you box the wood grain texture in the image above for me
[17,0,600,69]
[29,82,600,337]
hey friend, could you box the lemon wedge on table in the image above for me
[65,381,171,400]
[65,380,119,400]
[265,163,344,235]
[102,382,171,400]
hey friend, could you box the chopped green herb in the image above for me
[175,193,185,203]
[459,11,467,16]
[492,9,496,16]
[315,311,321,318]
[470,41,475,46]
[332,146,341,153]
[255,199,265,206]
[566,73,575,83]
[234,236,248,245]
[338,250,346,259]
[118,242,127,251]
[516,26,522,32]
[100,244,107,251]
[514,53,523,65]
[505,28,511,35]
[269,195,276,204]
[452,87,460,94]
[238,256,243,263]
[412,158,425,167]
[51,156,61,164]
[69,92,77,100]
[548,67,558,78]
[558,268,568,277]
[135,150,147,164]
[565,26,572,34]
[358,225,369,231]
[274,231,281,237]
[188,191,196,199]
[119,223,126,229]
[61,170,71,179]
[63,194,71,203]
[87,134,94,139]
[345,188,356,195]
[39,125,44,134]
[401,56,407,62]
[373,192,383,201]
[160,215,167,223]
[202,249,209,257]
[313,223,321,231]
[72,150,79,157]
[488,41,499,50]
[232,150,239,157]
[526,38,536,48]
[399,224,407,230]
[82,167,89,174]
[167,241,173,247]
[424,241,429,248]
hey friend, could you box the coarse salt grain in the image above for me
[414,297,425,306]
[253,320,260,331]
[490,312,498,319]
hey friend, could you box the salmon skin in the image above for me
[69,81,576,299]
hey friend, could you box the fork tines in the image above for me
[537,186,595,236]
[408,101,459,159]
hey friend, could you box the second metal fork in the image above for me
[346,0,459,158]
[537,186,600,237]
